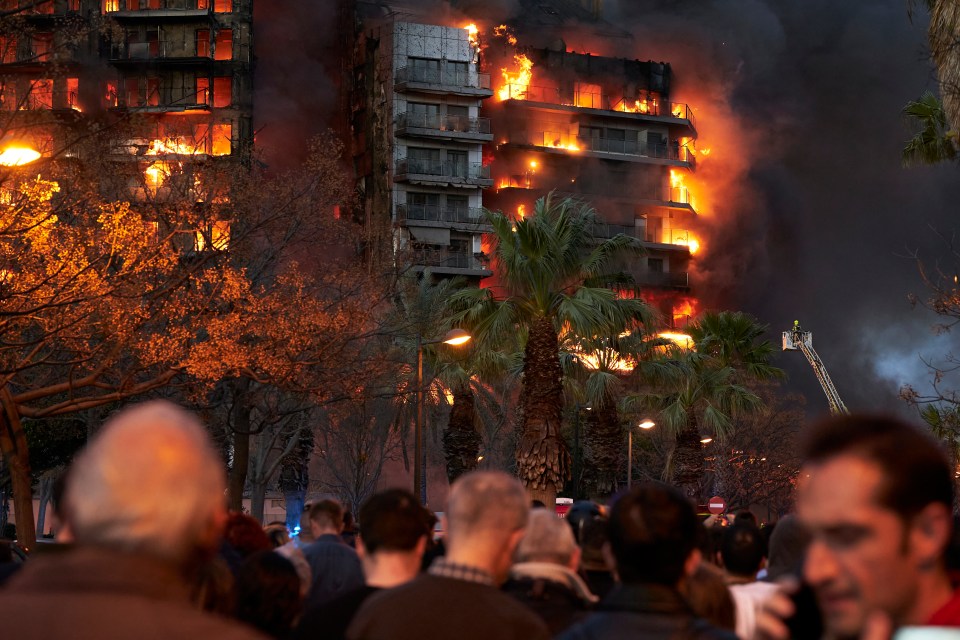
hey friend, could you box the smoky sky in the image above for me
[260,0,960,419]
[601,0,960,418]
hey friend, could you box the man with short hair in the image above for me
[558,482,737,640]
[503,509,598,634]
[292,489,432,640]
[347,471,550,640]
[759,414,960,639]
[0,401,265,639]
[302,498,364,608]
[720,524,778,639]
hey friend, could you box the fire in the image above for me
[494,24,518,46]
[620,97,658,115]
[144,161,171,189]
[516,204,526,218]
[498,53,533,101]
[463,23,479,48]
[548,141,580,152]
[0,146,41,166]
[672,104,684,118]
[658,332,694,349]
[146,138,199,155]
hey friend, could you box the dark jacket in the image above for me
[347,573,550,640]
[502,562,597,635]
[0,546,267,640]
[557,583,738,640]
[302,533,364,608]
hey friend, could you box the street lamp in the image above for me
[700,436,713,444]
[628,419,656,489]
[415,328,472,504]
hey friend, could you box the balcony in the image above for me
[397,204,491,230]
[502,131,695,168]
[395,66,492,97]
[395,159,493,187]
[103,0,213,18]
[411,249,491,277]
[395,113,492,142]
[500,83,696,131]
[636,270,689,289]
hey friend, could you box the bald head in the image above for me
[446,471,528,544]
[515,509,578,565]
[64,401,226,564]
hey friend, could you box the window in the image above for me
[214,0,231,11]
[409,57,440,83]
[67,77,79,110]
[103,0,120,11]
[407,147,440,174]
[444,61,467,85]
[446,105,468,132]
[103,82,118,108]
[30,79,52,109]
[0,37,15,64]
[407,102,438,128]
[213,76,231,107]
[147,0,161,8]
[0,82,15,111]
[32,33,52,62]
[195,221,230,251]
[33,0,54,14]
[406,192,439,220]
[446,194,468,217]
[195,77,209,104]
[448,150,467,178]
[124,76,140,106]
[146,77,160,106]
[211,123,231,155]
[196,30,210,57]
[648,258,664,273]
[213,29,232,61]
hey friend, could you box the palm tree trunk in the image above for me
[930,1,960,132]
[517,316,569,507]
[673,417,705,502]
[443,382,481,483]
[584,405,622,498]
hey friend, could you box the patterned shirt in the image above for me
[428,558,495,587]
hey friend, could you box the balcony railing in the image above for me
[636,271,689,288]
[397,204,488,226]
[413,249,488,272]
[395,159,491,182]
[589,223,642,239]
[499,83,696,129]
[103,0,211,13]
[396,113,491,136]
[576,136,695,167]
[395,66,491,92]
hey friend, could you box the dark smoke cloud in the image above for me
[605,0,960,418]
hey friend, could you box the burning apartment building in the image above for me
[346,1,703,326]
[0,0,251,215]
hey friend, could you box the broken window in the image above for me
[32,33,52,63]
[67,77,79,110]
[195,76,209,104]
[196,29,210,57]
[124,76,140,106]
[103,0,120,11]
[213,76,231,107]
[103,81,118,108]
[214,0,231,11]
[213,29,232,61]
[146,77,160,106]
[211,123,231,155]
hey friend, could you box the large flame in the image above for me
[620,97,658,114]
[516,204,526,219]
[498,53,533,101]
[658,332,694,349]
[0,146,41,166]
[146,138,198,155]
[463,23,479,49]
[144,161,171,189]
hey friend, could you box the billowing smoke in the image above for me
[602,0,960,417]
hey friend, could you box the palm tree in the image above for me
[924,1,960,133]
[650,311,782,500]
[902,92,958,166]
[455,193,652,505]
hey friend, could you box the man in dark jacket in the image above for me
[347,471,550,640]
[301,499,364,608]
[503,509,598,634]
[559,483,737,640]
[0,401,266,640]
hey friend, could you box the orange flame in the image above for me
[463,23,479,48]
[499,53,533,101]
[516,204,526,219]
[146,138,198,155]
[494,24,518,46]
[144,161,171,189]
[0,146,41,166]
[658,332,694,349]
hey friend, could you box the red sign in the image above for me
[707,496,726,514]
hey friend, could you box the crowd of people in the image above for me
[1,400,959,639]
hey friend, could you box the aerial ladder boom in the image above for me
[782,325,849,415]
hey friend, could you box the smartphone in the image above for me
[784,581,825,640]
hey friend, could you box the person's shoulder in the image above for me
[688,618,739,640]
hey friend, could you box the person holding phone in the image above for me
[758,415,960,640]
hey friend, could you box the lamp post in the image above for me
[628,419,656,489]
[415,328,471,504]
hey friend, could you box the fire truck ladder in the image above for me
[782,326,849,416]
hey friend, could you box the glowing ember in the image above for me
[494,24,518,46]
[498,53,533,101]
[0,146,41,166]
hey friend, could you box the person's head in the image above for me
[515,509,580,570]
[679,561,736,631]
[797,414,954,636]
[234,551,302,638]
[64,401,226,565]
[733,510,758,528]
[607,482,700,587]
[224,512,272,559]
[445,471,529,583]
[566,500,604,545]
[308,499,345,537]
[764,514,811,581]
[263,523,291,549]
[720,523,765,579]
[357,489,431,555]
